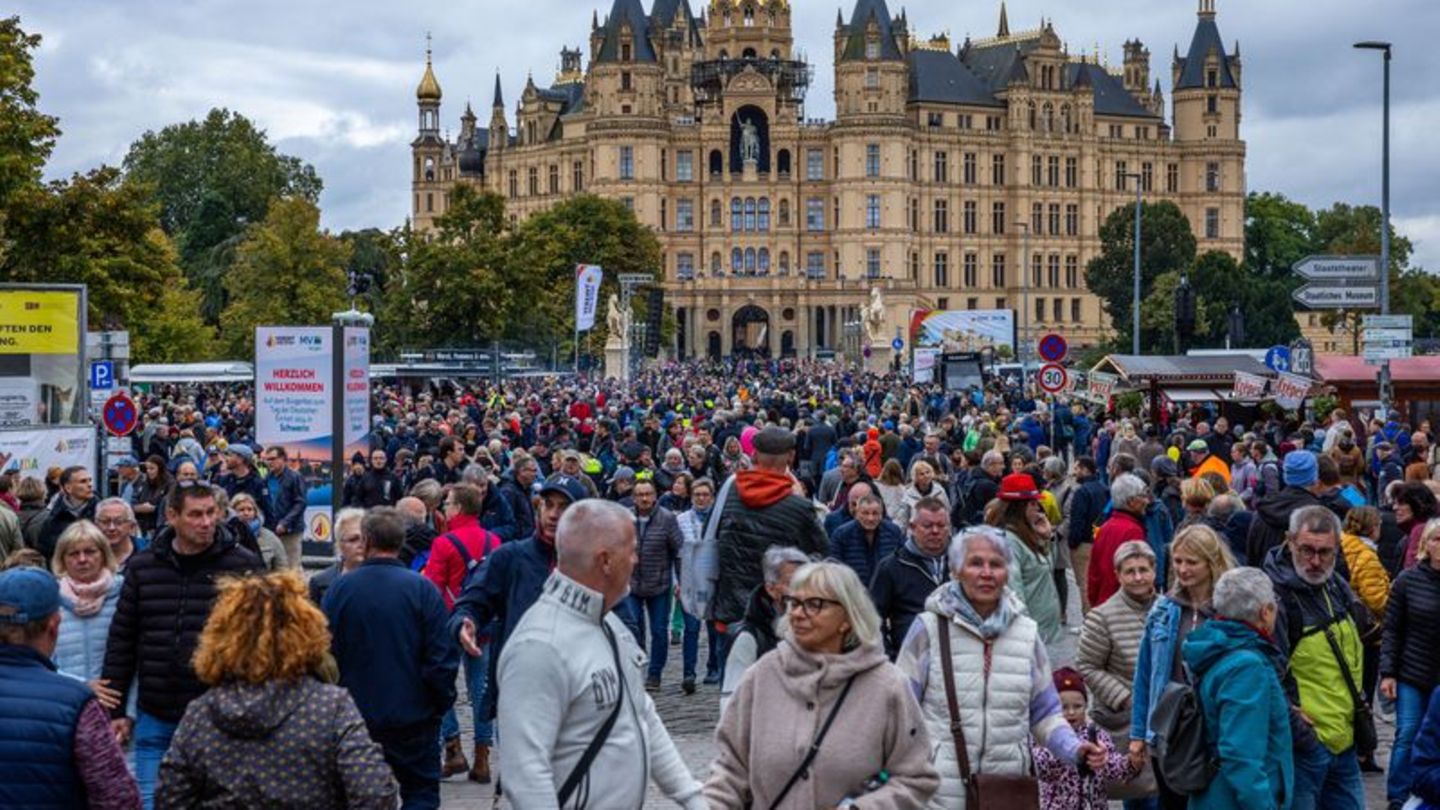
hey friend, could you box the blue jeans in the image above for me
[135,709,180,810]
[1389,682,1431,804]
[681,611,722,681]
[378,722,441,810]
[1292,743,1364,810]
[439,642,492,746]
[620,592,671,682]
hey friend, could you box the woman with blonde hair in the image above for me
[1128,524,1235,808]
[707,561,939,809]
[229,492,288,571]
[897,458,950,529]
[876,458,907,520]
[1176,477,1215,529]
[156,572,397,808]
[51,520,125,706]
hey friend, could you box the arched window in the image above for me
[731,248,743,274]
[743,47,757,58]
[711,252,722,275]
[424,157,435,181]
[778,199,790,226]
[744,248,757,274]
[709,150,723,175]
[758,248,771,274]
[731,198,743,232]
[758,198,770,232]
[777,149,791,176]
[718,49,729,60]
[710,199,722,227]
[744,198,756,231]
[779,251,790,274]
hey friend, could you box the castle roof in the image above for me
[596,0,658,62]
[1175,12,1236,90]
[1066,61,1156,118]
[839,0,904,62]
[907,49,1004,107]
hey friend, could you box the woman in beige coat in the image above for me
[706,561,939,809]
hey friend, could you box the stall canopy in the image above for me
[1090,354,1276,385]
[129,362,254,384]
[1315,356,1440,384]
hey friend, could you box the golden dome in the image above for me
[416,42,442,102]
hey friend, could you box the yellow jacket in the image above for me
[1341,532,1390,616]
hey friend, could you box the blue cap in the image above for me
[1283,450,1319,488]
[116,455,140,467]
[539,474,587,504]
[0,568,61,624]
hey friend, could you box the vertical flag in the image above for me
[575,264,603,331]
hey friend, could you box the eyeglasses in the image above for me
[781,595,842,617]
[96,519,133,529]
[1295,544,1337,561]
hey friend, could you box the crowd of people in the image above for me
[3,357,1440,810]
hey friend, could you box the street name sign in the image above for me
[1291,283,1379,309]
[1364,315,1413,330]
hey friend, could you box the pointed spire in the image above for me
[997,1,1009,38]
[593,8,600,29]
[416,33,442,102]
[491,72,504,109]
[836,7,845,28]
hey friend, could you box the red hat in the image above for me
[998,472,1041,501]
[1053,666,1087,698]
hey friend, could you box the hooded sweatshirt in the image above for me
[712,468,829,625]
[156,678,398,808]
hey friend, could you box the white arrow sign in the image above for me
[1364,328,1413,343]
[1292,283,1379,309]
[1294,255,1381,282]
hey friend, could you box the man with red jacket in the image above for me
[423,483,501,784]
[1087,473,1150,607]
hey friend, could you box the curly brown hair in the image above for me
[193,572,331,686]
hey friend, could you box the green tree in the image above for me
[0,17,60,263]
[1310,203,1419,342]
[375,186,511,352]
[1084,200,1196,353]
[219,197,349,357]
[2,166,214,357]
[122,108,322,320]
[504,194,663,359]
[1244,192,1316,280]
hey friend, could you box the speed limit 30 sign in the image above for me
[1037,363,1069,394]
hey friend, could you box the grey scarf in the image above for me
[937,580,1015,640]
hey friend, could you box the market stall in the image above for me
[1087,354,1283,424]
[1315,356,1440,426]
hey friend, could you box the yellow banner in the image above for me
[0,290,81,354]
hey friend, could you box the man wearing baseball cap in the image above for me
[1186,438,1231,486]
[451,473,589,728]
[0,568,140,808]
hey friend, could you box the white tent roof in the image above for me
[129,362,254,384]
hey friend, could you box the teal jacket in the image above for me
[1182,619,1293,810]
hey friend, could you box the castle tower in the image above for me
[411,37,446,228]
[1172,0,1243,251]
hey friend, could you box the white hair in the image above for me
[947,526,1014,572]
[1110,473,1147,507]
[780,561,882,649]
[762,545,811,584]
[1212,567,1275,624]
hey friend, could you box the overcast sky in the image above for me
[15,0,1439,271]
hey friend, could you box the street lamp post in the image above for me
[1354,41,1392,315]
[1015,221,1031,375]
[1122,172,1144,355]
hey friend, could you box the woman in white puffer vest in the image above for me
[896,527,1107,809]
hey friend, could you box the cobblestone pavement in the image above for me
[440,569,1393,808]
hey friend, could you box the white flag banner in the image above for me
[575,264,603,332]
[1273,372,1311,412]
[1232,371,1268,400]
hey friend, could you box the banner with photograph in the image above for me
[0,427,95,480]
[912,309,1015,354]
[1232,371,1268,401]
[0,287,86,427]
[1273,372,1311,412]
[575,264,603,331]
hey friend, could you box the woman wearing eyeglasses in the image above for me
[707,561,939,809]
[897,527,1108,810]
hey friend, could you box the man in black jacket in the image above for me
[711,427,827,626]
[261,445,308,568]
[36,465,96,563]
[952,450,1004,529]
[1065,456,1109,613]
[100,482,259,806]
[869,497,951,658]
[350,449,402,508]
[496,453,539,541]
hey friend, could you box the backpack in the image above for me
[412,530,499,602]
[1150,675,1218,795]
[1252,460,1278,501]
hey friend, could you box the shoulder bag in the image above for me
[1320,620,1378,754]
[557,623,625,807]
[761,674,857,810]
[937,619,1040,810]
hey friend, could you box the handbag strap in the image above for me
[1320,622,1367,708]
[558,622,625,807]
[767,674,858,810]
[936,618,975,783]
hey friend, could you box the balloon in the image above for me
[740,425,759,457]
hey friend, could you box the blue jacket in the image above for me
[449,534,556,717]
[323,557,459,736]
[828,518,903,587]
[478,487,517,542]
[1182,620,1293,810]
[1065,476,1108,551]
[54,576,123,683]
[265,467,307,534]
[1411,685,1440,805]
[0,644,93,808]
[1130,595,1184,744]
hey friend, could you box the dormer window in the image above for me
[621,43,632,61]
[1207,69,1218,88]
[866,40,880,60]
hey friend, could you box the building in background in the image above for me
[410,0,1245,360]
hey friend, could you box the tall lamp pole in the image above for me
[1016,221,1031,373]
[1123,172,1144,355]
[1354,41,1391,315]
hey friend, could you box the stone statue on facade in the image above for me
[862,286,887,344]
[740,117,760,163]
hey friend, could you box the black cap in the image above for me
[752,426,796,455]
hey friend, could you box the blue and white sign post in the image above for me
[89,360,114,391]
